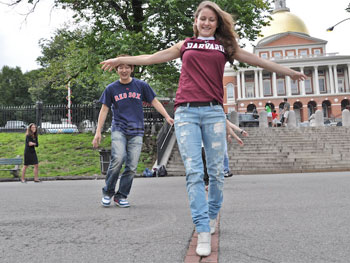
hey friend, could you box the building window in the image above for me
[338,78,345,93]
[226,83,235,100]
[246,83,255,98]
[319,78,326,93]
[245,74,254,80]
[291,80,299,95]
[272,51,282,59]
[260,52,269,59]
[305,79,312,94]
[263,80,272,96]
[337,68,344,75]
[286,50,295,58]
[277,79,285,95]
[263,73,271,96]
[313,48,322,55]
[298,49,308,57]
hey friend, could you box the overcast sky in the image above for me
[0,0,349,72]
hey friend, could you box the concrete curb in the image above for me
[0,173,183,182]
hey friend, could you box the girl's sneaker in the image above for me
[196,232,211,256]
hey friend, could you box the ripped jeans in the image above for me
[174,105,226,233]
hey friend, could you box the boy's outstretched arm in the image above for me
[151,98,174,126]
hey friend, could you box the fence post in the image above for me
[36,101,43,128]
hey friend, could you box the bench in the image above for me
[0,156,22,178]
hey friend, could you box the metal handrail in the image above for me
[156,122,174,165]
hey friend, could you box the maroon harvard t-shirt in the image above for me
[174,37,227,109]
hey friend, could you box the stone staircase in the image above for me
[166,126,350,175]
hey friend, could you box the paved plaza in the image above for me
[1,172,350,263]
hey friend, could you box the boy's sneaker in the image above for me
[114,198,130,208]
[101,195,112,207]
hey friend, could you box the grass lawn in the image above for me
[0,133,156,179]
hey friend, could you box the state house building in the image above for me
[223,0,350,123]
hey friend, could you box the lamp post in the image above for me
[326,17,350,31]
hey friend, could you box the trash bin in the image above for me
[99,149,111,175]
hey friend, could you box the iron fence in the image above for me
[0,100,173,134]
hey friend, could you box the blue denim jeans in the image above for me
[174,105,226,233]
[223,141,230,173]
[102,130,143,199]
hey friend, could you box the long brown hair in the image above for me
[193,1,238,64]
[26,123,38,139]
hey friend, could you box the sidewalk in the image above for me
[1,172,350,262]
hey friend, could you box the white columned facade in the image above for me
[259,70,264,98]
[254,70,259,98]
[328,65,334,94]
[272,72,277,97]
[286,76,291,96]
[300,67,305,95]
[347,64,350,92]
[333,65,339,93]
[241,71,246,99]
[344,66,349,93]
[326,66,331,93]
[237,71,241,99]
[313,66,320,95]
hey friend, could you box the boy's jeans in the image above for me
[102,130,143,199]
[174,105,226,233]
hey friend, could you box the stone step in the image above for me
[166,127,350,175]
[229,145,350,152]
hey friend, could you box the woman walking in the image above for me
[100,1,306,256]
[21,123,40,183]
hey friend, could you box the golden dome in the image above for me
[260,10,309,38]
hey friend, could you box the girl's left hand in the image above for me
[235,137,244,146]
[290,71,307,81]
[241,130,249,137]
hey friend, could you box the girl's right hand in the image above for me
[100,58,119,72]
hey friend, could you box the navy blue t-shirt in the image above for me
[99,78,156,136]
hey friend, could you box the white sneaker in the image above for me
[101,195,111,207]
[196,232,211,256]
[210,218,217,234]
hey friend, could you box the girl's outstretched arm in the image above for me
[233,47,307,81]
[100,41,184,71]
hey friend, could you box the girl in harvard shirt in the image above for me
[100,1,307,256]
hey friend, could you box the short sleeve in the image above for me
[141,82,156,103]
[99,87,113,108]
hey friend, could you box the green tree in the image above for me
[5,0,272,99]
[0,66,33,106]
[30,28,116,104]
[54,0,271,94]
